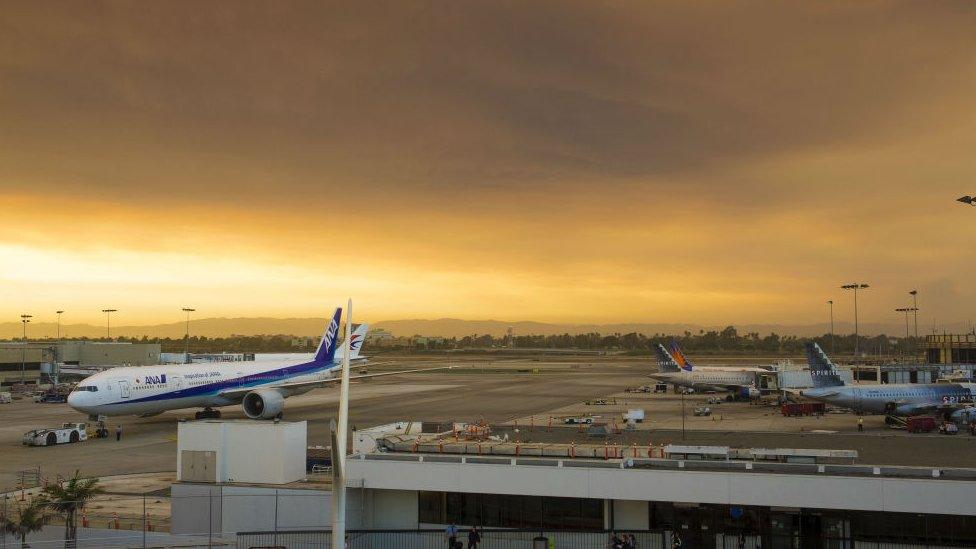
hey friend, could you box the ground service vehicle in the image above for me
[22,423,90,446]
[34,392,68,403]
[906,416,937,433]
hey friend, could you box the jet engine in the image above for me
[242,389,286,419]
[893,403,920,416]
[950,407,976,423]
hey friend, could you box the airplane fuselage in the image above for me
[68,357,339,417]
[801,382,976,415]
[651,370,758,392]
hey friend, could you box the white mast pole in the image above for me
[332,299,351,549]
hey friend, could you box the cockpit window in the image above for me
[76,385,98,392]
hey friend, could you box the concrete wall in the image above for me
[221,485,330,533]
[362,489,419,529]
[613,499,649,530]
[347,457,976,517]
[171,483,331,535]
[177,420,307,484]
[170,483,223,536]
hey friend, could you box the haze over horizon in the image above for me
[1,315,970,341]
[3,2,976,327]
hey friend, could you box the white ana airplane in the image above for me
[649,341,765,399]
[68,308,441,420]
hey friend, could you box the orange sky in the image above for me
[2,1,976,327]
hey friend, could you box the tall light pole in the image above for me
[55,310,65,364]
[827,300,835,354]
[909,290,919,360]
[182,308,195,364]
[841,283,869,358]
[101,309,117,340]
[20,314,32,384]
[895,307,917,356]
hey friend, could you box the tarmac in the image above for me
[2,354,976,493]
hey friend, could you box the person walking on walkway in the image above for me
[116,424,123,441]
[445,524,458,548]
[467,526,481,548]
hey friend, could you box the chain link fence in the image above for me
[237,529,669,549]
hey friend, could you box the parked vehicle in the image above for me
[940,422,959,435]
[23,423,90,446]
[906,416,937,433]
[563,417,595,425]
[653,384,669,393]
[693,407,712,417]
[34,392,67,404]
[623,409,645,423]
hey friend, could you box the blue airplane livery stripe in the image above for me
[118,358,333,405]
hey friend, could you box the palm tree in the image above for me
[2,498,52,548]
[41,471,103,548]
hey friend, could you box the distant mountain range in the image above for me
[0,317,969,340]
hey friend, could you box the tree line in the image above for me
[452,326,918,356]
[31,325,920,356]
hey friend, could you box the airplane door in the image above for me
[119,380,131,399]
[171,375,184,395]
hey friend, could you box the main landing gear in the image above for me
[195,408,222,420]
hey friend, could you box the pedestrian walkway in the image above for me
[6,525,234,548]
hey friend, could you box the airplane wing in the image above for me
[896,401,968,416]
[893,402,938,416]
[217,365,454,399]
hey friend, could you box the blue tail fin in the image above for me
[653,343,680,373]
[313,308,343,364]
[805,342,844,388]
[669,340,695,372]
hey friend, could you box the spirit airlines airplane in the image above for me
[650,341,763,399]
[800,342,976,420]
[67,308,439,420]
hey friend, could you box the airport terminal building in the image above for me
[172,422,976,548]
[926,333,976,366]
[342,451,976,548]
[0,340,160,384]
